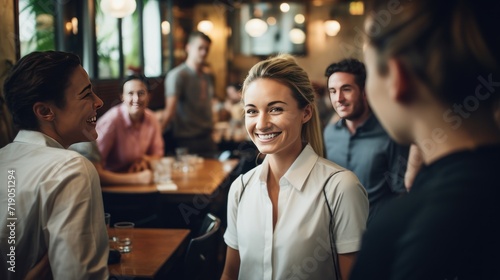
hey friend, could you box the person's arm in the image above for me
[221,247,240,280]
[160,95,177,131]
[150,110,165,156]
[338,252,356,280]
[328,171,369,279]
[94,161,153,185]
[45,157,108,279]
[127,154,162,173]
[24,252,52,280]
[95,113,116,167]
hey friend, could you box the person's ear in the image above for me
[387,58,413,105]
[302,104,313,124]
[33,102,55,122]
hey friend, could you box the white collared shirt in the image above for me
[224,144,369,280]
[0,130,109,280]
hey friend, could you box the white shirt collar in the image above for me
[14,130,65,149]
[259,144,318,192]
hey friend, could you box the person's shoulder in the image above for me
[316,156,346,172]
[96,104,123,130]
[167,63,189,77]
[230,165,260,193]
[144,108,156,119]
[314,157,354,174]
[98,104,121,122]
[33,146,96,175]
[52,147,94,166]
[317,157,363,185]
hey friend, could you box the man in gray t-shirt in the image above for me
[160,31,217,158]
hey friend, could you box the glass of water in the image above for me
[113,222,135,253]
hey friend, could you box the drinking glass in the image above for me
[113,222,135,253]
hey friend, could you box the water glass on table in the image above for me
[153,157,173,183]
[104,213,111,229]
[113,222,135,253]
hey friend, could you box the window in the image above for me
[18,0,56,56]
[17,0,172,79]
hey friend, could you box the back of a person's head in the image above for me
[242,54,324,156]
[365,0,500,105]
[3,51,81,130]
[325,58,366,90]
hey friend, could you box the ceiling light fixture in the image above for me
[100,0,136,18]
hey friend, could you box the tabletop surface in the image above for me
[108,228,190,278]
[101,159,239,195]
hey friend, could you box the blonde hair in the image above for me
[242,54,324,156]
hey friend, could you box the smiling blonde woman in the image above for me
[221,54,369,280]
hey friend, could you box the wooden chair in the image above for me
[184,213,221,280]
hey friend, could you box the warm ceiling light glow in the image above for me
[65,17,78,35]
[312,0,323,7]
[349,1,364,15]
[289,28,306,44]
[280,3,290,13]
[245,18,268,37]
[65,22,72,34]
[267,16,277,26]
[324,20,341,36]
[161,21,170,35]
[294,14,305,24]
[100,0,136,18]
[71,17,78,35]
[197,20,213,33]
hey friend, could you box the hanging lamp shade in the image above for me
[101,0,137,18]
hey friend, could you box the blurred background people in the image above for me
[324,58,409,224]
[312,81,336,131]
[96,74,164,174]
[160,31,218,158]
[351,0,500,279]
[213,82,250,153]
[222,55,368,280]
[69,141,153,185]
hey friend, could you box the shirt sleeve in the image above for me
[329,170,369,254]
[165,68,183,99]
[224,174,244,250]
[42,157,109,280]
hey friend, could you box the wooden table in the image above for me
[101,159,239,196]
[108,228,190,279]
[101,158,240,228]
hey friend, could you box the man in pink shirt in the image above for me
[97,74,164,175]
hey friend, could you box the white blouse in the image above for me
[224,144,369,280]
[0,130,109,280]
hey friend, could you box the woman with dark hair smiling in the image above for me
[0,51,108,279]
